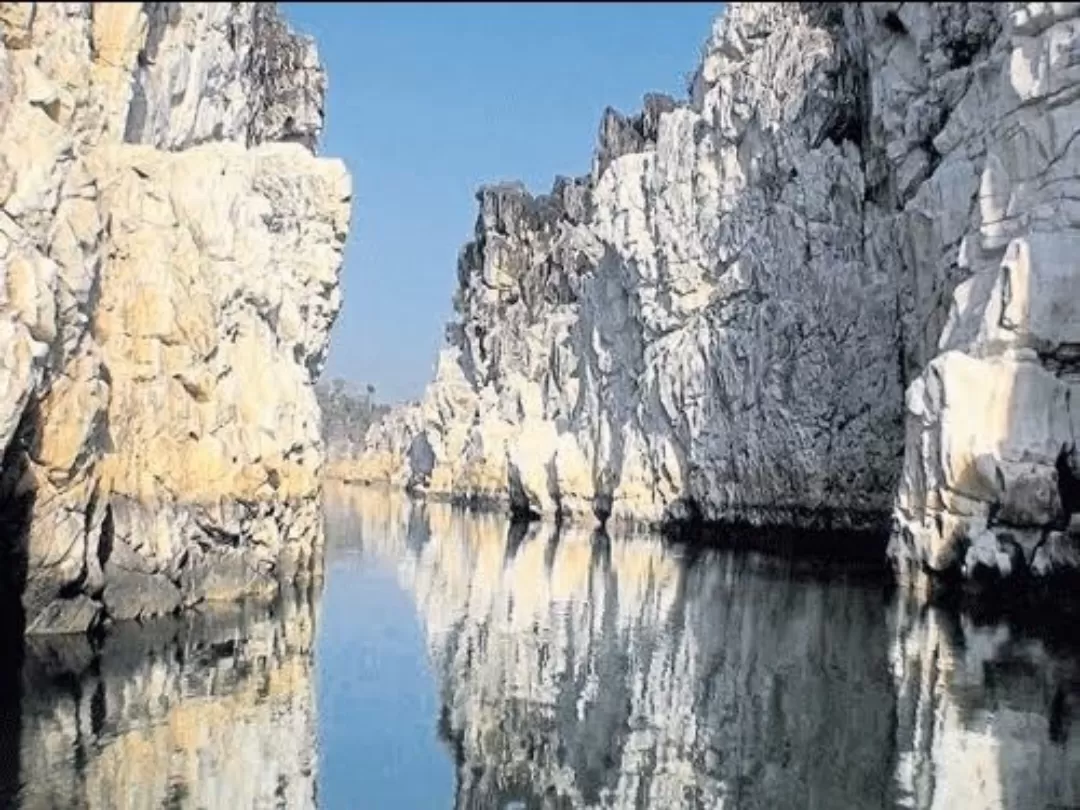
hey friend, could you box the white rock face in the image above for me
[888,3,1080,582]
[0,3,351,633]
[352,4,908,529]
[350,2,1080,582]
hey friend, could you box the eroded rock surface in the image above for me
[350,3,906,530]
[889,3,1080,583]
[0,3,351,634]
[348,2,1080,583]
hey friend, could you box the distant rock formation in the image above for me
[317,377,391,481]
[0,3,351,634]
[349,3,1080,585]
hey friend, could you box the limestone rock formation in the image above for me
[349,2,1080,583]
[348,2,916,527]
[0,3,351,634]
[888,3,1080,583]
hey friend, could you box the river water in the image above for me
[1,484,1078,809]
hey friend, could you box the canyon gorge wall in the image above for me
[327,486,1080,810]
[349,2,1080,585]
[0,2,351,634]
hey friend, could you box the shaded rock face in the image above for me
[0,3,351,634]
[328,485,1080,809]
[356,2,908,530]
[2,584,319,809]
[888,3,1080,584]
[352,2,1080,584]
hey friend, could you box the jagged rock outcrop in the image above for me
[888,3,1080,583]
[4,584,319,809]
[326,486,1080,809]
[350,2,1080,584]
[0,3,351,634]
[348,3,917,526]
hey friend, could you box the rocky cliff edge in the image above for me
[347,2,1080,587]
[0,3,351,634]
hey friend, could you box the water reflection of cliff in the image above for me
[327,486,897,809]
[1,581,320,810]
[326,484,1080,810]
[891,599,1080,810]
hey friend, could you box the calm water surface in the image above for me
[1,484,1079,809]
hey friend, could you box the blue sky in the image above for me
[284,3,723,404]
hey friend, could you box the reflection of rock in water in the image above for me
[4,581,319,810]
[325,485,1080,810]
[891,598,1080,810]
[327,485,899,809]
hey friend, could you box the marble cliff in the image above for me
[0,3,351,634]
[351,2,1080,584]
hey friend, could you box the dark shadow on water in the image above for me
[0,619,22,810]
[505,518,533,562]
[661,519,894,583]
[918,571,1080,655]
